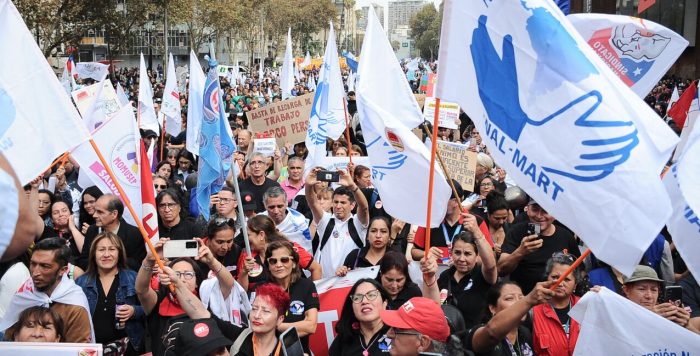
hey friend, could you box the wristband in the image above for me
[425,276,437,287]
[141,263,154,271]
[351,185,359,193]
[213,264,224,276]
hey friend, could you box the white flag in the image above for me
[568,14,688,98]
[663,164,700,282]
[357,7,450,227]
[570,288,700,355]
[673,111,700,266]
[347,71,356,93]
[138,53,159,134]
[668,86,680,112]
[436,0,679,275]
[0,0,90,185]
[73,105,143,226]
[75,61,110,82]
[61,62,73,95]
[301,51,312,69]
[186,50,205,156]
[162,53,182,136]
[281,28,295,100]
[116,82,130,107]
[82,79,123,132]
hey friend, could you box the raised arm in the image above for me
[339,169,368,226]
[135,238,168,314]
[463,213,498,284]
[304,168,325,224]
[160,266,212,319]
[194,238,234,299]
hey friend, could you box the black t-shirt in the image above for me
[386,282,422,311]
[438,264,493,329]
[197,245,241,280]
[239,178,281,213]
[159,217,205,241]
[328,325,392,355]
[501,222,581,294]
[465,324,534,356]
[342,247,382,269]
[283,278,320,352]
[93,275,126,344]
[147,291,188,356]
[212,314,281,356]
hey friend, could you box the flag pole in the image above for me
[421,123,463,205]
[160,116,166,162]
[88,138,174,292]
[423,98,442,259]
[343,100,353,164]
[550,249,591,290]
[229,169,252,256]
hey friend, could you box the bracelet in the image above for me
[141,263,154,271]
[425,276,437,287]
[213,264,224,276]
[351,185,359,193]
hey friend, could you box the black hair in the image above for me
[335,278,389,336]
[50,198,73,217]
[33,238,71,268]
[485,190,508,214]
[169,257,203,288]
[104,194,124,219]
[332,186,355,203]
[453,230,478,255]
[156,188,186,222]
[485,280,522,314]
[377,250,414,286]
[79,186,103,227]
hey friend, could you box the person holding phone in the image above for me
[157,189,204,241]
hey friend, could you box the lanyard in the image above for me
[441,223,462,247]
[252,334,282,356]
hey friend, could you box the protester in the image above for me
[153,176,169,196]
[5,306,64,343]
[78,186,103,234]
[279,156,305,204]
[39,200,85,266]
[261,186,313,253]
[173,150,196,189]
[336,216,392,276]
[380,296,451,356]
[484,191,510,258]
[198,217,241,278]
[76,232,144,354]
[155,161,173,181]
[209,186,241,231]
[156,188,203,241]
[328,278,393,355]
[239,152,282,213]
[37,188,55,227]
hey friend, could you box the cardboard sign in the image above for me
[248,93,314,148]
[71,81,120,119]
[437,140,477,192]
[253,137,276,157]
[424,97,460,129]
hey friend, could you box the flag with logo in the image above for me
[75,61,110,82]
[0,0,90,185]
[187,50,206,156]
[138,53,160,134]
[570,287,700,355]
[342,51,358,72]
[82,80,122,132]
[139,140,160,244]
[280,28,295,100]
[162,53,182,136]
[196,57,236,220]
[436,0,679,275]
[357,7,450,228]
[305,22,348,175]
[568,14,688,98]
[72,104,143,226]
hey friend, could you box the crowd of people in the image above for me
[0,56,698,356]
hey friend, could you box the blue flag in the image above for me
[342,51,359,73]
[196,57,236,219]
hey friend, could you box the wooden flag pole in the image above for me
[423,98,442,259]
[343,100,353,165]
[88,138,174,292]
[550,249,591,290]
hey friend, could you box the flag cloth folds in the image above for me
[436,0,678,275]
[162,53,182,136]
[139,140,160,244]
[138,53,160,134]
[342,51,358,72]
[356,7,450,228]
[675,108,700,232]
[116,82,130,107]
[668,85,680,112]
[667,80,697,129]
[638,0,656,14]
[568,14,688,98]
[73,105,143,226]
[196,58,236,220]
[570,287,700,355]
[305,22,348,174]
[0,0,90,185]
[301,51,312,69]
[75,62,109,82]
[82,79,122,132]
[187,50,205,156]
[280,28,295,100]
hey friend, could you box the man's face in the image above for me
[332,193,355,220]
[624,281,660,310]
[216,190,237,216]
[93,197,118,227]
[238,132,251,148]
[265,195,287,224]
[207,230,235,257]
[526,204,555,232]
[249,155,267,178]
[30,250,66,293]
[287,160,304,181]
[387,327,422,356]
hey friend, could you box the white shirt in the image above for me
[314,212,368,278]
[0,262,29,319]
[260,208,312,253]
[0,168,18,260]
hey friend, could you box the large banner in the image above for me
[70,81,120,120]
[248,93,314,148]
[0,342,102,355]
[437,140,478,192]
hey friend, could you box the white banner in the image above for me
[186,50,205,156]
[138,53,159,134]
[0,342,102,355]
[75,62,109,82]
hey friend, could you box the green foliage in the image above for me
[409,3,442,60]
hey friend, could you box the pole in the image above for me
[160,116,166,162]
[423,98,442,259]
[229,170,252,256]
[163,6,169,73]
[88,139,174,292]
[420,123,461,202]
[343,100,353,164]
[550,249,591,290]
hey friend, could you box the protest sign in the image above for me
[248,92,314,148]
[217,64,235,77]
[0,342,103,355]
[71,81,120,118]
[437,140,477,192]
[318,156,372,173]
[424,97,461,129]
[252,137,276,157]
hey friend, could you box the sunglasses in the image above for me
[213,217,235,228]
[267,256,292,265]
[154,184,167,189]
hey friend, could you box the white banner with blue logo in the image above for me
[357,7,450,228]
[568,13,688,98]
[436,0,679,275]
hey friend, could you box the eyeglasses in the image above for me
[154,184,167,189]
[480,182,494,188]
[267,256,292,265]
[552,251,575,263]
[174,271,196,280]
[218,198,235,204]
[350,289,380,304]
[167,155,177,159]
[388,328,422,338]
[158,202,179,210]
[249,161,265,166]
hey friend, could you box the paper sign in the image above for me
[248,93,315,148]
[0,342,103,355]
[318,156,372,173]
[217,64,234,77]
[71,81,120,118]
[437,140,477,192]
[423,97,460,129]
[253,138,276,157]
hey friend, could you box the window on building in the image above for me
[617,0,685,36]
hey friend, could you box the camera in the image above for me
[316,170,340,182]
[163,240,199,258]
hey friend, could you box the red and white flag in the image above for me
[139,140,159,244]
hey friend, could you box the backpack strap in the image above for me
[230,327,253,354]
[346,218,364,249]
[314,218,337,255]
[315,217,364,254]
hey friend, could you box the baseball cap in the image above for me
[240,190,256,211]
[380,297,450,342]
[623,265,664,284]
[175,318,232,356]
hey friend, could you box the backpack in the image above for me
[312,217,364,255]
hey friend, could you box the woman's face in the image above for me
[479,177,495,197]
[268,247,294,281]
[451,239,478,275]
[475,164,488,180]
[488,209,509,230]
[157,164,172,179]
[490,284,525,316]
[15,316,60,343]
[547,263,576,299]
[250,296,282,335]
[367,219,390,250]
[357,170,372,189]
[157,194,181,225]
[334,148,348,157]
[50,202,71,228]
[153,177,168,195]
[167,153,178,167]
[37,193,51,216]
[95,237,119,272]
[171,261,197,292]
[83,193,98,215]
[380,268,407,300]
[247,228,266,252]
[318,191,333,212]
[351,282,386,324]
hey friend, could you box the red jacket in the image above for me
[532,295,580,356]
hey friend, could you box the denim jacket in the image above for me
[76,269,145,351]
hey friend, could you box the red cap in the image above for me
[379,297,450,342]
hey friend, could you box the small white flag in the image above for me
[162,53,182,136]
[186,50,205,156]
[281,28,295,100]
[75,61,110,82]
[138,53,159,135]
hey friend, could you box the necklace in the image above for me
[359,331,381,356]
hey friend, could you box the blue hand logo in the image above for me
[308,81,329,146]
[366,134,407,171]
[0,88,16,139]
[470,14,639,182]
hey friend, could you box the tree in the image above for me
[391,40,401,52]
[94,0,155,60]
[409,3,442,60]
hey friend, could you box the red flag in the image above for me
[638,0,655,14]
[667,80,697,129]
[140,140,160,244]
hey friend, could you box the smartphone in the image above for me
[316,170,340,182]
[527,223,541,236]
[664,285,683,305]
[279,327,304,356]
[163,240,199,258]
